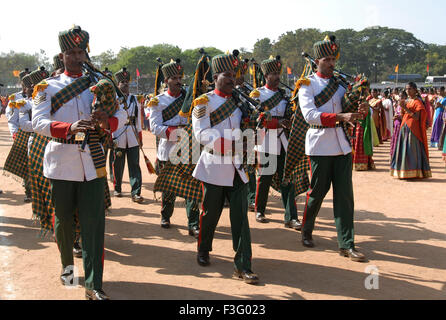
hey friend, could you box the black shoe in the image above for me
[73,241,82,258]
[24,195,32,203]
[85,289,110,300]
[255,212,268,223]
[301,231,314,248]
[285,219,302,231]
[161,218,170,229]
[233,269,259,285]
[60,266,74,286]
[248,203,256,212]
[188,226,200,239]
[197,251,210,267]
[339,248,366,262]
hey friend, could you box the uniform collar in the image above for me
[167,89,182,98]
[316,72,332,79]
[214,89,232,99]
[265,84,278,92]
[64,70,83,78]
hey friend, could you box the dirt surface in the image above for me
[1,116,445,300]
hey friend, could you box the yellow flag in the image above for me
[395,65,399,73]
[13,70,20,77]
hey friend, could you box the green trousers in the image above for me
[302,154,355,249]
[247,168,257,207]
[111,146,142,197]
[162,193,200,229]
[51,178,106,290]
[256,148,297,222]
[199,173,252,271]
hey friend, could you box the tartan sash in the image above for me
[210,97,238,127]
[4,129,31,180]
[314,77,340,108]
[51,76,107,178]
[162,91,186,122]
[50,76,92,114]
[29,134,54,235]
[259,90,284,112]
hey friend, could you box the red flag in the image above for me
[136,68,140,78]
[427,64,429,72]
[287,66,292,75]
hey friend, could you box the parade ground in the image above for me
[1,117,445,300]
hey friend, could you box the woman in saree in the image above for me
[431,87,445,148]
[390,91,407,158]
[390,83,431,179]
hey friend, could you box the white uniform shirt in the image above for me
[192,91,249,187]
[254,86,289,155]
[112,95,142,149]
[148,91,188,161]
[5,91,25,136]
[298,74,351,156]
[18,98,34,151]
[32,73,127,182]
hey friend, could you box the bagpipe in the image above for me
[80,60,156,174]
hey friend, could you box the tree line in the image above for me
[1,26,445,94]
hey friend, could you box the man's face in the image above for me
[316,56,336,77]
[265,71,280,89]
[60,47,86,74]
[372,90,379,98]
[118,80,129,95]
[214,70,235,95]
[166,74,183,93]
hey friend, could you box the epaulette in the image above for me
[295,77,311,90]
[249,89,260,99]
[32,80,49,100]
[8,94,16,101]
[146,97,159,107]
[192,94,209,107]
[15,99,26,109]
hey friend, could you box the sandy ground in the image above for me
[0,116,445,300]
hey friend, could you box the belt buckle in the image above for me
[75,132,85,141]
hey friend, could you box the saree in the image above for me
[352,112,375,171]
[390,105,402,158]
[390,98,431,179]
[431,97,444,147]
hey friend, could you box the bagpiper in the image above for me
[148,59,200,237]
[110,67,144,203]
[298,36,368,262]
[192,53,259,284]
[32,25,126,299]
